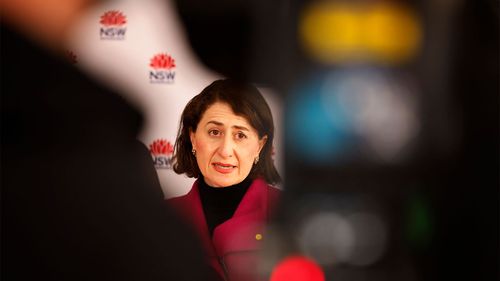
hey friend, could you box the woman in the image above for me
[168,79,281,281]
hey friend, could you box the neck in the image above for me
[201,176,252,190]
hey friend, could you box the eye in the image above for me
[208,129,221,136]
[235,131,248,140]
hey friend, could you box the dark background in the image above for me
[174,0,498,280]
[1,0,497,280]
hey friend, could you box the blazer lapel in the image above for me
[212,178,269,256]
[172,181,218,259]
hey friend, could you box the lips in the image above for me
[212,162,236,174]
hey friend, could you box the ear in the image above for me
[189,130,196,150]
[257,135,268,155]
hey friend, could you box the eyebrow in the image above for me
[206,120,250,131]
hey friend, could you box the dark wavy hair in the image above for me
[173,79,280,185]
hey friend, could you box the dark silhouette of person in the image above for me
[1,24,218,281]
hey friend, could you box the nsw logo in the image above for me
[149,139,174,169]
[149,53,176,84]
[100,10,127,40]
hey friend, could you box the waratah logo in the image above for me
[100,10,127,40]
[149,139,174,169]
[149,53,176,84]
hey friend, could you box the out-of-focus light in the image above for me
[298,212,355,265]
[328,69,419,161]
[406,194,433,249]
[347,212,388,266]
[364,3,422,64]
[300,2,361,63]
[296,209,388,267]
[287,73,353,164]
[299,1,422,64]
[288,68,419,164]
[270,255,325,281]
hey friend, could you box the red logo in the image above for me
[100,10,127,26]
[149,139,174,169]
[149,53,176,70]
[150,139,174,156]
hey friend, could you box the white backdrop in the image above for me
[68,0,284,198]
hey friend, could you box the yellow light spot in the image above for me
[299,2,422,64]
[255,233,263,241]
[300,2,362,63]
[364,3,422,63]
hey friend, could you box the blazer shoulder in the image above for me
[267,184,281,194]
[264,184,281,209]
[166,192,189,206]
[166,182,199,210]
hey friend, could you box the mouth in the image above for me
[212,162,237,174]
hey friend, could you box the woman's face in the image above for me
[190,102,267,187]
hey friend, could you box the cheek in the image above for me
[237,144,260,162]
[195,142,211,177]
[195,140,213,160]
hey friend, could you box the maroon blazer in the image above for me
[167,178,280,281]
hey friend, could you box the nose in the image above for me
[218,135,235,158]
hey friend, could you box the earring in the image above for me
[254,155,259,165]
[192,148,196,156]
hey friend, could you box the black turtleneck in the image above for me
[198,177,252,236]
